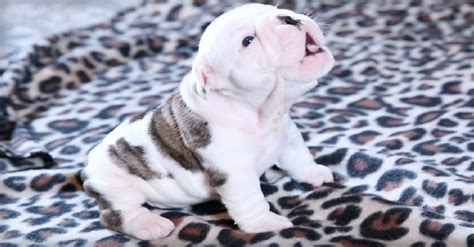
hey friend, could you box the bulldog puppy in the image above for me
[82,3,335,240]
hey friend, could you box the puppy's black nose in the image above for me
[279,15,302,27]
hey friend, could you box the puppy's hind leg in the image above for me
[83,179,175,240]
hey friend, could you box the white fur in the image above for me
[83,3,335,240]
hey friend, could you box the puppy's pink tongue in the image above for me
[306,44,319,53]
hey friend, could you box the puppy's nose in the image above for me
[278,15,302,27]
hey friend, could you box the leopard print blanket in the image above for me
[1,0,472,246]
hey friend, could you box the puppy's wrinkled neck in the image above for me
[180,73,290,133]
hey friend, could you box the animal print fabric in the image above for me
[1,0,473,245]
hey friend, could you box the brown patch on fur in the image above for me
[206,168,227,187]
[108,138,161,180]
[149,94,211,171]
[101,209,123,231]
[83,182,123,231]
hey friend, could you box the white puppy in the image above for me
[82,3,335,240]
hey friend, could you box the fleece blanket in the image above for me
[1,0,473,246]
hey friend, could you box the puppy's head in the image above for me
[192,3,334,106]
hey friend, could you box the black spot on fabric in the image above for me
[260,183,278,197]
[442,156,469,166]
[25,227,66,243]
[283,180,314,192]
[440,81,462,94]
[166,4,183,21]
[415,111,446,125]
[39,76,62,93]
[94,104,124,119]
[454,112,474,120]
[82,57,95,70]
[327,86,362,96]
[58,239,87,246]
[105,59,121,66]
[0,209,20,219]
[291,216,322,228]
[134,50,149,59]
[72,210,99,220]
[343,185,369,195]
[360,207,411,240]
[431,128,455,138]
[413,140,462,155]
[348,98,384,110]
[401,95,442,107]
[391,128,427,141]
[47,119,88,134]
[327,204,361,225]
[321,196,363,209]
[422,180,447,198]
[467,234,474,247]
[191,200,227,215]
[421,205,445,220]
[58,218,79,228]
[206,219,236,228]
[347,152,382,178]
[217,229,274,246]
[432,241,447,247]
[0,120,15,141]
[395,158,414,165]
[288,205,314,218]
[421,166,449,177]
[178,222,210,244]
[323,226,351,235]
[30,174,66,192]
[349,131,380,144]
[80,221,105,232]
[60,145,80,155]
[146,36,166,53]
[278,195,302,209]
[27,201,74,217]
[53,62,70,73]
[118,43,131,57]
[398,187,423,206]
[76,70,90,83]
[90,51,105,62]
[280,227,321,241]
[306,188,334,200]
[314,149,348,166]
[438,118,458,127]
[454,210,474,222]
[331,235,384,247]
[376,116,408,127]
[448,189,470,206]
[419,220,454,240]
[3,176,27,192]
[95,234,129,245]
[376,139,403,150]
[376,169,417,191]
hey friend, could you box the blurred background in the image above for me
[0,0,137,68]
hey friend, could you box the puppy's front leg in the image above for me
[214,169,293,232]
[278,120,334,187]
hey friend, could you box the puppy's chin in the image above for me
[298,47,334,80]
[281,50,334,84]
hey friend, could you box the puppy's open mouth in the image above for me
[305,33,323,57]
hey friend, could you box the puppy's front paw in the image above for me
[240,212,293,233]
[292,164,334,187]
[125,211,175,240]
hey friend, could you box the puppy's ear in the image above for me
[192,56,214,99]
